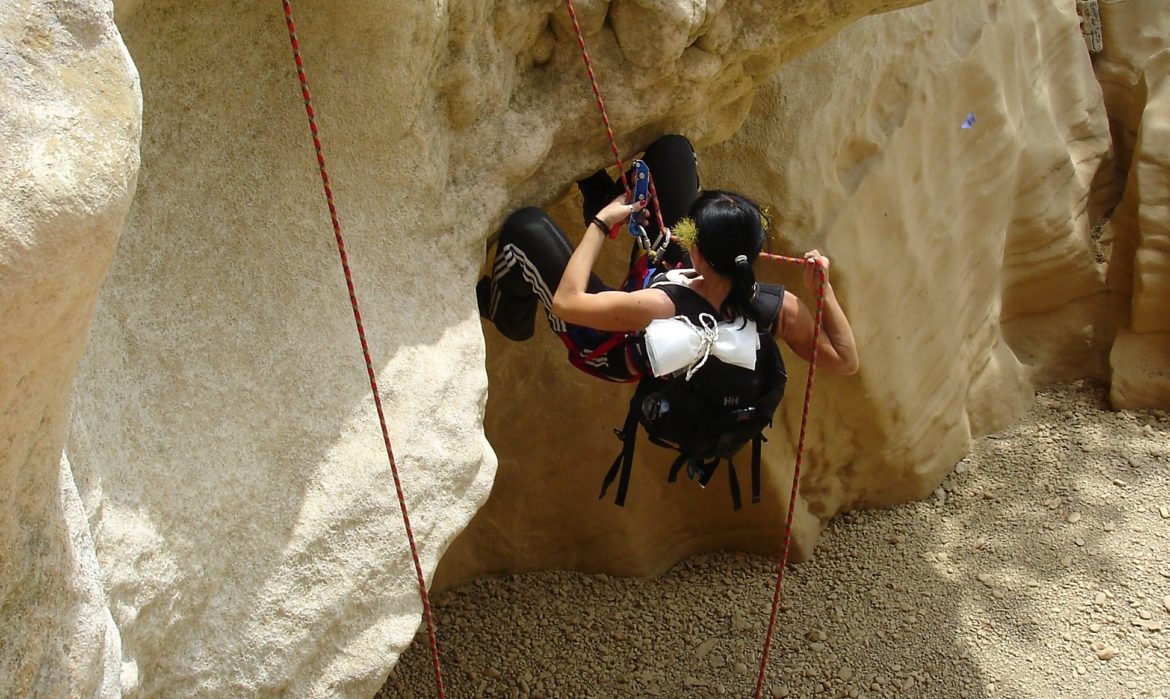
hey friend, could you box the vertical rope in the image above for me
[565,0,630,197]
[644,172,671,255]
[564,0,674,260]
[279,2,445,696]
[753,255,827,699]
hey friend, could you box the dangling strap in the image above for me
[751,433,763,504]
[664,454,746,510]
[727,456,743,511]
[600,407,639,506]
[696,458,720,487]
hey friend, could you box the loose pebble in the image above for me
[1067,512,1083,524]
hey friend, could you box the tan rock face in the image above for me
[701,0,1117,538]
[439,0,1116,587]
[71,3,500,697]
[1096,1,1170,408]
[1,0,139,696]
[62,0,922,696]
[4,0,1160,697]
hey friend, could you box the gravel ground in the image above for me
[385,381,1170,699]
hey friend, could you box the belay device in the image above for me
[628,159,651,239]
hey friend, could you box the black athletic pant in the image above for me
[482,134,700,382]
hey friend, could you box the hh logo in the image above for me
[723,396,740,407]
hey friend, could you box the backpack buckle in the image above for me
[728,407,756,423]
[686,459,719,487]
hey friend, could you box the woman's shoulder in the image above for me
[626,285,677,320]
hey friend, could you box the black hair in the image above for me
[688,190,767,326]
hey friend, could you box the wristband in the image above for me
[590,216,610,234]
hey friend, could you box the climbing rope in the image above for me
[564,3,829,696]
[565,0,670,260]
[279,2,445,697]
[753,254,826,699]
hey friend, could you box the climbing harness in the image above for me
[279,2,445,697]
[564,2,830,696]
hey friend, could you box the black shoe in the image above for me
[577,169,621,226]
[477,276,536,342]
[476,276,492,319]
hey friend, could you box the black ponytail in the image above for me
[688,190,767,327]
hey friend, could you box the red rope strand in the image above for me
[567,0,672,255]
[753,255,827,699]
[565,0,630,199]
[279,3,445,696]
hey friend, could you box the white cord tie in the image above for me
[674,313,720,381]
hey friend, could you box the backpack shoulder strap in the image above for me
[753,283,785,335]
[751,432,764,504]
[649,270,721,320]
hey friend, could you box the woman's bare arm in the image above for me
[552,198,674,331]
[774,251,859,375]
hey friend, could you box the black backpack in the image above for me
[600,277,787,509]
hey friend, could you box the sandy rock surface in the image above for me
[1102,3,1170,408]
[4,0,1168,696]
[390,381,1170,698]
[56,0,925,696]
[0,1,139,696]
[438,0,1115,588]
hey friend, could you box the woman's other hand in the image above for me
[597,193,646,230]
[802,249,829,290]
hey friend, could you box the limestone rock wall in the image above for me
[4,0,1160,696]
[1,1,138,696]
[701,0,1116,542]
[1095,0,1170,408]
[67,3,501,697]
[437,0,1115,586]
[50,0,930,697]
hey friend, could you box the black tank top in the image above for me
[649,271,782,333]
